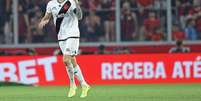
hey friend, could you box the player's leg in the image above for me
[59,41,77,97]
[63,54,77,98]
[71,56,90,98]
[70,38,90,98]
[71,56,88,86]
[63,55,76,87]
[69,38,88,87]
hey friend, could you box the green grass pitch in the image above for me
[0,84,201,101]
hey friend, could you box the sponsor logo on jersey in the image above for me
[56,13,69,18]
[64,4,70,10]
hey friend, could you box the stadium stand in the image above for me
[0,0,201,55]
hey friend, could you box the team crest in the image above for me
[52,7,57,12]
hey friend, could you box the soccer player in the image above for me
[38,0,90,98]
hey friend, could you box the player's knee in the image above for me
[71,56,78,67]
[63,55,72,66]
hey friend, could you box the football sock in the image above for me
[66,64,76,87]
[74,65,88,87]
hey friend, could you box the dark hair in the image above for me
[176,40,183,46]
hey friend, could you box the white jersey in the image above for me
[46,0,80,40]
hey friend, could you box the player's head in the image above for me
[176,40,183,47]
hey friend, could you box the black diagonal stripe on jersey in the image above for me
[56,1,71,34]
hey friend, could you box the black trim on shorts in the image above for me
[58,37,80,41]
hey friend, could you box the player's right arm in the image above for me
[38,12,52,29]
[38,1,52,29]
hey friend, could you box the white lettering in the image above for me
[101,63,112,80]
[123,63,133,80]
[194,61,201,78]
[113,63,122,80]
[37,56,57,81]
[183,61,192,78]
[172,61,184,78]
[134,63,143,79]
[18,60,39,84]
[0,63,18,82]
[155,62,166,79]
[144,62,154,79]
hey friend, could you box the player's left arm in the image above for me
[73,0,83,20]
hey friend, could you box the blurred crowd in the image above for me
[0,0,56,44]
[119,0,201,41]
[0,0,201,44]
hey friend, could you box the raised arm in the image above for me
[73,0,83,20]
[38,12,52,29]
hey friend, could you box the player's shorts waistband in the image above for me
[58,37,80,41]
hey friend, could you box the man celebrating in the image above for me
[38,0,90,98]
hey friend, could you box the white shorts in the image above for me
[58,38,80,56]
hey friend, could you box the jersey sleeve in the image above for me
[46,2,52,13]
